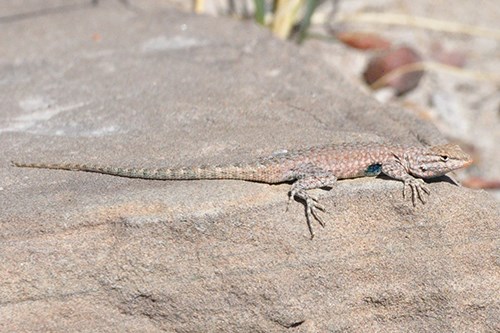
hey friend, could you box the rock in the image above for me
[1,1,498,332]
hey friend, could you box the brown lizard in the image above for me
[12,142,472,238]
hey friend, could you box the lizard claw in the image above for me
[310,203,326,228]
[286,189,296,212]
[403,178,430,206]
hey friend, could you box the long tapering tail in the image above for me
[11,161,284,183]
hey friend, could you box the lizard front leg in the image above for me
[382,160,430,206]
[287,164,338,238]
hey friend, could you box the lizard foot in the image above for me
[288,189,326,239]
[403,177,430,206]
[285,168,337,238]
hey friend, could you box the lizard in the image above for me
[12,142,472,238]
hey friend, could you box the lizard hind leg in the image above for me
[287,165,338,238]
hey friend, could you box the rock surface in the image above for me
[1,1,498,332]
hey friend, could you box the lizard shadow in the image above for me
[376,174,460,186]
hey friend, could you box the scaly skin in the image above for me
[12,142,472,238]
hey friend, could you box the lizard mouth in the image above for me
[463,157,473,168]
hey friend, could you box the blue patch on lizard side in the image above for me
[365,163,382,176]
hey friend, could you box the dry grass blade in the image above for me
[272,0,305,39]
[334,12,500,40]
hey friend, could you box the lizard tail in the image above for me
[11,161,281,183]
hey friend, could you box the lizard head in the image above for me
[407,144,472,178]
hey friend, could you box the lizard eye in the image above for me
[420,165,428,171]
[440,155,449,162]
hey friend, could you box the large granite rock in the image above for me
[1,1,498,332]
